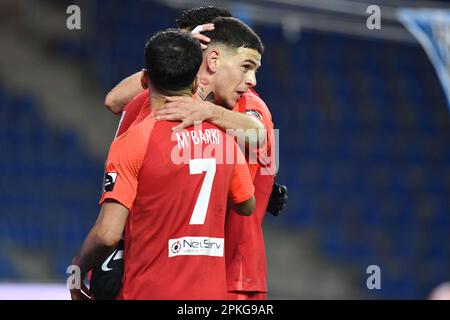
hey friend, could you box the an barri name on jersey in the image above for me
[175,128,220,149]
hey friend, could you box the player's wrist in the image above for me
[207,102,222,122]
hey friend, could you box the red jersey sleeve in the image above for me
[115,89,150,138]
[234,90,276,175]
[241,91,274,150]
[228,143,255,204]
[100,117,155,209]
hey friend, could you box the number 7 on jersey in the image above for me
[189,158,217,225]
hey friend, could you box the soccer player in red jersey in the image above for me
[154,20,277,299]
[157,80,277,301]
[70,30,255,300]
[222,89,275,300]
[97,9,287,300]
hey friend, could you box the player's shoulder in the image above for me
[124,89,150,112]
[133,88,150,102]
[242,90,271,113]
[241,90,272,122]
[114,113,156,146]
[107,114,156,164]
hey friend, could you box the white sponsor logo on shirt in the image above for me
[168,236,224,257]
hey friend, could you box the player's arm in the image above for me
[70,200,128,300]
[70,124,148,300]
[228,145,256,216]
[104,24,214,114]
[233,195,255,216]
[154,97,266,146]
[208,102,266,146]
[105,71,143,114]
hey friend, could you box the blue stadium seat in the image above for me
[0,254,19,279]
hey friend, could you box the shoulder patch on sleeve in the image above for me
[245,109,263,121]
[103,172,118,192]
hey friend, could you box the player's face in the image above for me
[213,47,261,109]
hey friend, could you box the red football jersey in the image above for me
[226,90,275,293]
[100,115,254,300]
[115,89,151,138]
[113,88,276,294]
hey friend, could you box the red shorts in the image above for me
[227,291,267,300]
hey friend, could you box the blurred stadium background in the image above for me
[0,0,449,300]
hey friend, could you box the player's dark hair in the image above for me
[203,17,264,55]
[176,6,232,31]
[145,29,202,93]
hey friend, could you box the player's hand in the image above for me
[267,183,288,216]
[153,96,214,132]
[191,23,214,50]
[70,282,93,300]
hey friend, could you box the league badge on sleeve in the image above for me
[245,109,263,121]
[103,172,118,192]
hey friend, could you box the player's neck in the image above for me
[196,68,216,103]
[150,91,191,110]
[196,85,215,103]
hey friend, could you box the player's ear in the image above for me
[206,50,219,73]
[141,68,148,89]
[191,75,199,95]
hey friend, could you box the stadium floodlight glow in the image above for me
[281,14,302,42]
